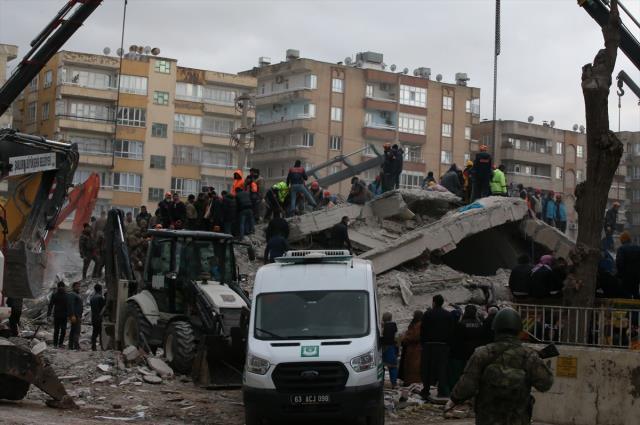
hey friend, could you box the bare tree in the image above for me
[564,0,624,307]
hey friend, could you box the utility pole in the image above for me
[235,92,252,170]
[492,0,501,151]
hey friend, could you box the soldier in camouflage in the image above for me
[446,308,553,425]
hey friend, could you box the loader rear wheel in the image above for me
[164,321,195,374]
[0,375,30,400]
[122,302,153,352]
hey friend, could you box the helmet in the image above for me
[491,308,523,334]
[466,160,473,167]
[613,202,621,208]
[311,181,319,190]
[323,190,331,197]
[383,143,392,150]
[479,145,488,152]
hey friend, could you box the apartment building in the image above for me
[12,49,255,217]
[620,131,640,242]
[0,43,18,128]
[473,120,627,237]
[241,50,481,194]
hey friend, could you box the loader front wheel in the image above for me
[122,302,153,352]
[164,321,195,374]
[0,375,30,400]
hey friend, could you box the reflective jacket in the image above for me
[231,169,244,196]
[490,169,507,195]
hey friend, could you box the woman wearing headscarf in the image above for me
[398,310,423,386]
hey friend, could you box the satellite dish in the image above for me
[550,120,555,128]
[116,47,124,57]
[390,64,397,72]
[144,46,151,54]
[573,124,579,131]
[129,45,137,52]
[103,47,111,55]
[136,46,144,54]
[527,115,534,123]
[579,125,585,133]
[151,47,160,56]
[413,69,419,76]
[356,60,363,67]
[402,68,409,74]
[436,74,442,82]
[345,57,352,65]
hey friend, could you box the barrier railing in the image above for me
[513,303,640,350]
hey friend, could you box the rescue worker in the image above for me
[309,181,323,207]
[616,231,640,298]
[79,224,96,280]
[264,182,287,220]
[236,186,254,239]
[90,284,105,351]
[231,169,244,196]
[463,160,474,203]
[381,143,395,192]
[329,216,352,253]
[554,194,567,233]
[67,281,83,350]
[221,190,237,236]
[47,280,69,348]
[440,164,464,197]
[264,232,289,264]
[286,160,316,215]
[544,193,557,226]
[368,175,383,197]
[244,168,262,223]
[422,171,437,189]
[320,190,337,208]
[472,145,492,200]
[449,305,484,389]
[391,144,404,189]
[447,308,554,425]
[347,176,371,205]
[490,164,507,196]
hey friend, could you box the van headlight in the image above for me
[246,353,270,375]
[350,350,375,372]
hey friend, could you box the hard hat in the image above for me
[323,190,331,197]
[311,181,319,190]
[613,202,621,208]
[620,231,631,243]
[492,308,523,334]
[479,145,488,152]
[466,160,473,167]
[383,143,391,149]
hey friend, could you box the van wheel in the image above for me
[244,407,263,425]
[366,396,385,425]
[164,321,195,374]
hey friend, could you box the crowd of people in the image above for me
[377,296,552,424]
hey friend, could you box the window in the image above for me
[304,74,317,89]
[66,101,113,121]
[331,107,342,122]
[403,145,422,162]
[202,117,234,136]
[400,172,423,189]
[201,175,231,193]
[113,140,143,159]
[113,172,142,192]
[27,102,37,122]
[303,103,316,118]
[398,113,426,135]
[577,170,584,183]
[465,98,480,115]
[203,86,236,105]
[464,152,471,163]
[556,166,564,180]
[442,96,453,110]
[577,145,584,158]
[332,78,344,93]
[175,82,203,101]
[155,60,171,74]
[43,70,53,88]
[366,84,374,98]
[117,107,146,127]
[150,155,166,169]
[151,123,168,138]
[464,126,471,140]
[201,149,232,167]
[29,76,38,91]
[69,135,111,155]
[330,135,342,151]
[171,177,199,196]
[62,67,114,89]
[302,132,315,147]
[400,85,426,107]
[153,91,169,105]
[119,75,147,95]
[42,102,49,120]
[174,114,202,133]
[442,123,452,137]
[173,145,201,165]
[148,187,165,202]
[441,150,452,164]
[556,142,563,155]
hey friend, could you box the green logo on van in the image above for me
[301,346,319,357]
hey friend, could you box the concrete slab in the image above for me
[360,197,529,274]
[519,218,575,256]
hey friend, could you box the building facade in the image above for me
[12,50,255,217]
[473,120,627,237]
[241,51,481,194]
[0,44,18,129]
[620,131,640,242]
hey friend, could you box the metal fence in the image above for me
[513,303,640,350]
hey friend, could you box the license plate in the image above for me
[290,394,331,405]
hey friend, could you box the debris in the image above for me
[137,366,155,376]
[142,374,162,384]
[93,375,113,384]
[122,345,141,363]
[31,340,47,355]
[94,412,145,422]
[396,274,413,306]
[97,364,111,373]
[147,357,174,378]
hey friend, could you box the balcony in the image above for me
[59,83,118,101]
[250,147,309,163]
[505,171,553,191]
[362,126,395,142]
[78,151,113,167]
[255,88,314,107]
[98,187,114,200]
[255,116,314,134]
[57,116,115,134]
[202,133,230,146]
[203,102,240,116]
[363,97,396,112]
[364,69,397,85]
[500,143,553,164]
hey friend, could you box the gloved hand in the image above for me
[444,399,456,412]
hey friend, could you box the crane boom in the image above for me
[617,70,640,101]
[0,0,103,116]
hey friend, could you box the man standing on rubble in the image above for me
[286,160,316,216]
[90,284,105,351]
[330,216,353,253]
[67,281,83,350]
[420,294,455,400]
[472,145,492,200]
[47,281,69,348]
[446,308,553,425]
[79,224,96,280]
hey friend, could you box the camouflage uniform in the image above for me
[450,334,553,425]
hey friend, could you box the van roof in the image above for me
[254,258,374,294]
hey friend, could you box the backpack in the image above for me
[481,345,530,404]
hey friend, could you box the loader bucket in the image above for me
[191,335,245,390]
[3,241,46,299]
[0,338,77,408]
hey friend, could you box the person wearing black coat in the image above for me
[236,187,254,239]
[440,164,464,197]
[90,284,106,351]
[329,216,352,253]
[221,191,238,236]
[509,254,533,298]
[157,192,173,228]
[47,281,69,348]
[420,294,455,399]
[449,305,485,388]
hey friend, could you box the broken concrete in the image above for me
[122,345,141,363]
[143,374,163,385]
[520,218,575,259]
[361,197,529,274]
[398,189,462,217]
[147,357,174,378]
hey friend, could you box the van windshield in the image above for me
[254,290,369,340]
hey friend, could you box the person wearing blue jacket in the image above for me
[544,193,556,226]
[554,194,567,233]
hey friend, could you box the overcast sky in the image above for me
[1,0,639,131]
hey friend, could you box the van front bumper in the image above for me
[243,382,383,419]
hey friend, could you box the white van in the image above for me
[243,250,384,425]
